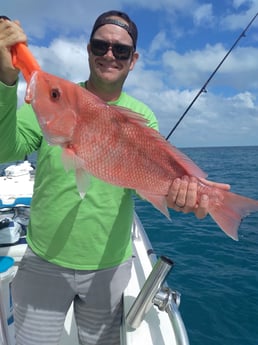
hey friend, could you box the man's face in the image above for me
[87,21,138,87]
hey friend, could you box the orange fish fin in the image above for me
[209,191,258,240]
[112,104,206,178]
[141,128,208,178]
[161,143,208,178]
[153,140,208,178]
[109,105,149,126]
[137,190,171,220]
[11,43,41,83]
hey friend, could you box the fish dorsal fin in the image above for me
[112,104,207,178]
[162,143,208,178]
[109,105,149,126]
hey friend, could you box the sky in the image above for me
[2,0,258,148]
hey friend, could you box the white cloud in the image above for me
[193,4,215,27]
[162,43,258,91]
[31,38,89,80]
[149,31,172,55]
[162,44,225,88]
[157,90,258,147]
[232,0,258,11]
[220,2,258,31]
[2,1,125,39]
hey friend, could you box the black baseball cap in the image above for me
[90,10,138,50]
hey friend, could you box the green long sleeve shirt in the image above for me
[0,80,158,270]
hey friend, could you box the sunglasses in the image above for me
[90,39,134,60]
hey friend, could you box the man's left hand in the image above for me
[166,176,230,219]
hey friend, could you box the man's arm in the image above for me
[0,18,42,162]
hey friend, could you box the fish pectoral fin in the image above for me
[62,147,84,171]
[137,191,171,220]
[75,168,91,199]
[61,148,90,198]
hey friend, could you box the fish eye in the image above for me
[50,88,60,101]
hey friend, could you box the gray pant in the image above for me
[12,247,132,345]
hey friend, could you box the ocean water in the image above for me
[135,146,258,345]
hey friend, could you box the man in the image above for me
[0,10,229,345]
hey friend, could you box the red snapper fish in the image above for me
[25,70,258,241]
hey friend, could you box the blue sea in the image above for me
[1,146,257,345]
[135,146,258,345]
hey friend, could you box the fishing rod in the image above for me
[166,12,258,141]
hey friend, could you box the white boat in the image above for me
[0,161,189,345]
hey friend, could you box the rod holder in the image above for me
[126,256,173,329]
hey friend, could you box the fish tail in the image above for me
[11,43,41,83]
[208,191,258,240]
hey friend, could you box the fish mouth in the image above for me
[25,70,38,104]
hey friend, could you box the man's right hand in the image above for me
[0,18,27,85]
